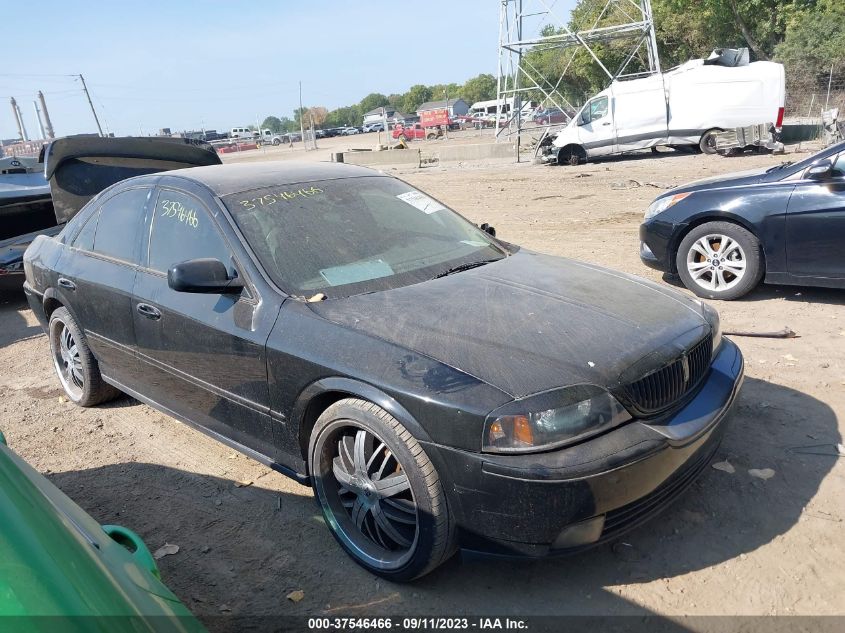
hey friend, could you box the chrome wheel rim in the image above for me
[314,423,419,570]
[52,322,83,399]
[686,233,747,292]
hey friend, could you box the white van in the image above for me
[229,127,257,139]
[548,58,785,164]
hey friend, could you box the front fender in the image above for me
[293,376,435,469]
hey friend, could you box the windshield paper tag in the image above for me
[397,191,445,214]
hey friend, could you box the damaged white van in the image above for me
[544,55,785,165]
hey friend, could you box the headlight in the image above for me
[700,300,722,353]
[483,388,631,454]
[644,192,692,220]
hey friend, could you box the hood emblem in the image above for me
[681,354,690,384]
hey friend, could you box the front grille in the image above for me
[624,335,712,415]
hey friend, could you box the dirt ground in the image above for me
[1,139,843,629]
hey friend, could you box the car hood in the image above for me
[311,250,712,399]
[669,165,772,195]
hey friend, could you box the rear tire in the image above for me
[676,221,764,300]
[48,307,120,406]
[309,398,456,581]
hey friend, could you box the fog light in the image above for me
[551,515,605,550]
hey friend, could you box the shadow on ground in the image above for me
[0,289,41,349]
[660,274,845,306]
[44,375,840,631]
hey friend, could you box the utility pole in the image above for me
[299,80,306,150]
[38,91,55,138]
[78,74,104,137]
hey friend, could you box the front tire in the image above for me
[676,222,764,300]
[309,398,456,581]
[699,129,722,155]
[48,307,120,406]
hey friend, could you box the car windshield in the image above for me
[222,176,508,298]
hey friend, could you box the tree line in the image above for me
[261,0,844,132]
[261,73,497,133]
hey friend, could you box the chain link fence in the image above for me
[785,69,845,120]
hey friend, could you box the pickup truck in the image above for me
[392,123,442,140]
[257,129,288,145]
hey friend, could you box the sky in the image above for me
[1,0,577,140]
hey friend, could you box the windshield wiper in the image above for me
[767,161,793,173]
[433,259,500,279]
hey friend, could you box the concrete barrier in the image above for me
[341,149,421,168]
[424,142,516,163]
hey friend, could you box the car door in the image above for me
[56,186,151,381]
[576,95,615,156]
[785,152,845,281]
[131,185,282,457]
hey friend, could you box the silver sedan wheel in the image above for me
[686,233,747,292]
[52,322,84,399]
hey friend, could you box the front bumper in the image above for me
[639,219,684,273]
[425,338,744,557]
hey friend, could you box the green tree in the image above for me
[279,116,297,133]
[359,92,390,113]
[461,74,497,104]
[324,105,361,128]
[401,84,433,114]
[261,116,284,132]
[774,0,845,78]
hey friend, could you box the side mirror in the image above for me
[480,223,496,237]
[168,258,244,294]
[806,160,833,180]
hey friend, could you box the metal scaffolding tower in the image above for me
[496,0,661,155]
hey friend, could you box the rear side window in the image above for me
[92,188,151,263]
[148,189,232,274]
[71,211,99,251]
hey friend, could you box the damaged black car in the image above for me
[23,142,743,581]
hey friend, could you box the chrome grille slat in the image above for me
[624,335,712,415]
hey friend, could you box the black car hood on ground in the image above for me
[311,250,711,399]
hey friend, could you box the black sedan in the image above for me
[24,160,743,581]
[640,141,845,300]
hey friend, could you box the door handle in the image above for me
[602,122,611,126]
[57,278,76,291]
[136,303,162,320]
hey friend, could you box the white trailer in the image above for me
[546,58,785,164]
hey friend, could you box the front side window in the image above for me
[92,187,151,263]
[222,176,508,297]
[832,152,845,178]
[589,96,609,121]
[148,189,232,274]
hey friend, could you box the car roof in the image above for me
[162,160,381,197]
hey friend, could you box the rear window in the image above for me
[222,176,507,297]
